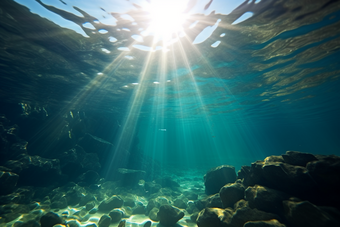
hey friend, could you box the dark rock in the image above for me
[77,170,100,185]
[219,182,245,208]
[173,198,187,209]
[118,219,126,227]
[109,209,123,222]
[190,212,199,223]
[229,206,281,227]
[40,212,64,227]
[148,207,159,221]
[245,185,290,214]
[85,201,96,211]
[244,219,286,227]
[146,199,159,215]
[282,151,317,166]
[196,193,223,210]
[4,154,62,187]
[132,204,145,214]
[283,200,340,227]
[98,215,111,227]
[0,171,19,195]
[80,194,96,206]
[98,195,123,211]
[238,162,266,188]
[118,168,146,187]
[204,165,236,195]
[157,204,184,226]
[67,220,81,227]
[143,221,151,227]
[196,207,232,227]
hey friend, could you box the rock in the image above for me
[88,208,98,214]
[157,204,184,226]
[77,170,100,185]
[67,220,81,227]
[143,221,151,227]
[109,209,123,222]
[264,155,284,163]
[244,219,286,227]
[148,207,159,221]
[283,200,340,227]
[204,165,236,195]
[118,220,126,227]
[40,212,64,227]
[173,198,187,209]
[132,204,145,214]
[50,197,67,209]
[196,193,223,210]
[196,207,233,227]
[117,168,146,187]
[245,185,290,214]
[5,154,62,187]
[98,215,111,227]
[229,206,281,227]
[98,195,123,211]
[0,171,19,195]
[219,181,245,208]
[85,201,96,211]
[146,199,159,215]
[80,194,96,207]
[190,212,199,223]
[282,151,317,167]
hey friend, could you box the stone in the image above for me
[118,220,126,227]
[88,208,98,214]
[173,198,187,209]
[283,200,340,227]
[244,219,286,227]
[155,177,180,189]
[219,182,245,208]
[117,168,146,187]
[143,221,151,227]
[40,212,64,227]
[98,195,123,211]
[50,197,67,209]
[67,220,81,227]
[148,207,159,221]
[229,206,281,227]
[85,201,96,211]
[245,185,290,214]
[146,199,159,215]
[282,151,317,167]
[109,209,123,223]
[0,171,19,195]
[196,207,232,227]
[98,215,111,227]
[157,204,184,226]
[132,204,145,214]
[204,165,236,195]
[196,193,223,210]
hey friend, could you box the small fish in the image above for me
[204,0,213,10]
[159,129,167,131]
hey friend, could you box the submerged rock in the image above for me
[98,195,124,211]
[219,181,245,208]
[244,219,286,227]
[98,215,111,227]
[283,200,340,227]
[196,207,232,227]
[204,165,236,195]
[40,212,64,227]
[109,209,123,223]
[0,171,19,195]
[157,204,184,226]
[282,151,317,166]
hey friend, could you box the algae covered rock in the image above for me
[204,165,236,195]
[157,204,184,226]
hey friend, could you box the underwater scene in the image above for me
[1,0,340,226]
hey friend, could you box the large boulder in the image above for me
[0,171,19,195]
[204,165,236,195]
[219,181,245,208]
[283,200,340,227]
[157,204,184,226]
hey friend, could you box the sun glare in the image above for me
[143,0,188,45]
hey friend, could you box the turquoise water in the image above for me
[1,0,340,176]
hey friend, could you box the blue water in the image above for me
[1,0,340,177]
